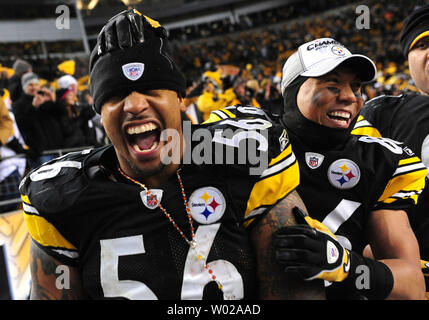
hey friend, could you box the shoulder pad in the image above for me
[191,108,290,176]
[204,104,274,123]
[363,93,419,110]
[19,147,104,213]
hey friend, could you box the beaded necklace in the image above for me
[117,166,229,297]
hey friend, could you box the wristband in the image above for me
[343,251,394,300]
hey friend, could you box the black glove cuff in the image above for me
[343,251,394,300]
[5,137,26,155]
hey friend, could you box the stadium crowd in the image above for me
[0,0,427,213]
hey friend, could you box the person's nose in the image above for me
[338,83,358,104]
[123,91,150,115]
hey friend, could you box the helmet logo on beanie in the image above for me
[122,62,145,81]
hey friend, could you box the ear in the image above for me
[178,95,187,113]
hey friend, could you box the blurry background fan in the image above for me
[120,0,143,8]
[76,0,100,11]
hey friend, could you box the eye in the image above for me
[351,83,362,93]
[415,40,429,50]
[105,96,123,105]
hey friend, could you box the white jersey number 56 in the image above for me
[99,224,243,300]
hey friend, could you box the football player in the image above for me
[271,38,427,299]
[19,10,324,300]
[352,5,429,298]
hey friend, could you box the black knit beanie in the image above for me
[400,4,429,57]
[89,23,186,114]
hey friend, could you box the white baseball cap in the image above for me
[58,75,77,89]
[281,38,377,96]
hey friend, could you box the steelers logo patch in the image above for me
[327,159,360,189]
[189,187,226,224]
[331,46,346,56]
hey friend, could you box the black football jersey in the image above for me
[353,93,429,260]
[292,131,426,300]
[293,133,426,255]
[20,106,299,300]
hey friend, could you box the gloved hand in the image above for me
[96,9,166,55]
[273,207,351,282]
[5,137,27,155]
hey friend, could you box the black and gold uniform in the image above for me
[353,93,429,298]
[20,106,298,300]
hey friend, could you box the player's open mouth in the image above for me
[126,122,161,153]
[327,111,351,125]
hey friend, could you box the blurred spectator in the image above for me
[0,98,26,213]
[79,89,106,145]
[7,59,32,102]
[56,87,98,148]
[257,78,284,116]
[12,72,63,169]
[57,74,78,94]
[196,70,238,121]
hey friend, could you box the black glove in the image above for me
[96,9,166,55]
[5,137,27,155]
[273,207,351,282]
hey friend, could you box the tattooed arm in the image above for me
[29,240,87,300]
[250,190,326,299]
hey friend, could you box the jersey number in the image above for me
[99,224,244,300]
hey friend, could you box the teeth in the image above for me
[127,123,158,135]
[328,111,351,119]
[133,141,158,153]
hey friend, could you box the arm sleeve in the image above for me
[0,99,14,145]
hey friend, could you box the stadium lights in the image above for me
[76,0,100,10]
[120,0,143,7]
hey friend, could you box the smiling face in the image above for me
[296,66,364,129]
[101,89,186,187]
[408,36,429,96]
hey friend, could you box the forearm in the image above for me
[366,209,425,300]
[381,259,425,300]
[29,240,86,300]
[251,190,326,299]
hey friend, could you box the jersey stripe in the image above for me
[321,199,362,234]
[23,213,78,252]
[260,150,296,179]
[393,162,427,177]
[398,157,423,166]
[378,168,426,204]
[351,126,382,138]
[352,116,382,137]
[244,154,300,226]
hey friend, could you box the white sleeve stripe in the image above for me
[393,162,427,177]
[23,203,39,215]
[29,160,82,182]
[212,110,229,119]
[388,190,422,199]
[260,152,296,179]
[245,207,267,220]
[51,248,79,259]
[354,120,373,128]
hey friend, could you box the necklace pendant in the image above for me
[189,239,197,249]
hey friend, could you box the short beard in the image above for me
[125,158,165,181]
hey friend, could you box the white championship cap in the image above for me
[58,74,78,89]
[281,38,377,96]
